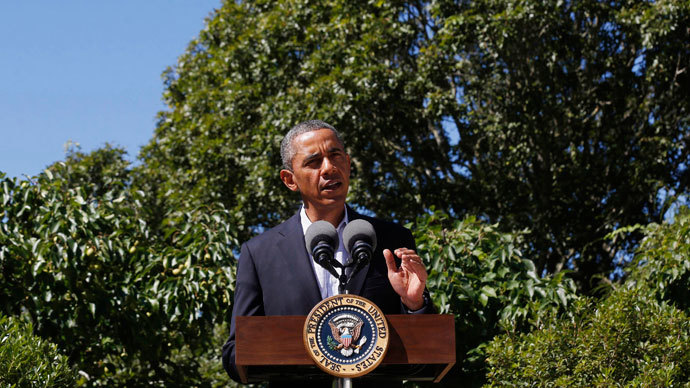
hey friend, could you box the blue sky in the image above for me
[0,1,221,179]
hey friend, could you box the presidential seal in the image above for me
[303,294,389,378]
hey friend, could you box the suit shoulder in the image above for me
[356,212,411,235]
[354,213,414,249]
[244,213,300,249]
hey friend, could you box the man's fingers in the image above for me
[383,249,398,273]
[394,247,413,256]
[399,252,422,266]
[398,252,428,280]
[387,248,427,279]
[402,257,423,271]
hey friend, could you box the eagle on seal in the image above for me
[329,318,365,357]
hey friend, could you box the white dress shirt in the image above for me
[299,205,350,299]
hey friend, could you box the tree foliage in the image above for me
[138,0,446,243]
[0,148,237,386]
[430,0,690,291]
[484,288,690,387]
[139,0,690,290]
[414,210,577,386]
[627,206,690,312]
[483,207,690,387]
[0,314,76,387]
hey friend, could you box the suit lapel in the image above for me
[344,206,372,295]
[276,213,322,309]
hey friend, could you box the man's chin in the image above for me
[319,184,348,198]
[320,196,347,206]
[307,194,347,209]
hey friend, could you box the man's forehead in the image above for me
[293,129,345,153]
[296,144,344,156]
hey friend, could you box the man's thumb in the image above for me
[383,249,397,272]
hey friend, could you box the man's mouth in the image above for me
[322,181,342,191]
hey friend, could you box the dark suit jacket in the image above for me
[222,206,433,382]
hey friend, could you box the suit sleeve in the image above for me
[222,242,265,382]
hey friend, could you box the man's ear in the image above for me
[280,169,299,192]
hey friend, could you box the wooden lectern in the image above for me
[235,314,455,384]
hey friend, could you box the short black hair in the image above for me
[280,120,344,171]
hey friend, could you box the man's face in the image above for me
[280,128,351,213]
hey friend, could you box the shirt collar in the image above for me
[299,204,349,236]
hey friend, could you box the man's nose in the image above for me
[320,157,337,174]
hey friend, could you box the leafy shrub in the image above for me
[413,210,578,386]
[484,287,690,387]
[0,314,75,387]
[628,206,690,312]
[0,149,238,386]
[484,207,690,387]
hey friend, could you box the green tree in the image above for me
[483,207,690,387]
[428,0,690,291]
[137,0,450,244]
[627,206,690,313]
[484,288,690,387]
[138,0,690,291]
[0,147,238,386]
[414,210,577,386]
[0,314,76,387]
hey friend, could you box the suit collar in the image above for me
[275,213,322,307]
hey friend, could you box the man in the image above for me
[222,120,433,384]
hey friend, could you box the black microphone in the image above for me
[304,220,340,279]
[343,219,377,276]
